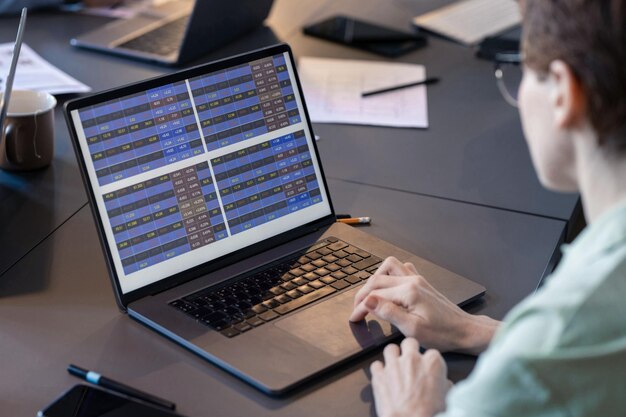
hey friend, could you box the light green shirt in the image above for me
[439,201,626,417]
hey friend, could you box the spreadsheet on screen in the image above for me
[70,52,331,293]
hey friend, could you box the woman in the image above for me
[350,1,626,416]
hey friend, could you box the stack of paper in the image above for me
[298,57,429,129]
[412,0,521,46]
[0,43,91,95]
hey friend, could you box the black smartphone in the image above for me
[38,385,185,417]
[475,36,520,61]
[303,15,427,57]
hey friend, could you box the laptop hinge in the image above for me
[148,228,334,297]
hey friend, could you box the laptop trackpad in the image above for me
[274,286,397,357]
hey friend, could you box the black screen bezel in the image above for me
[64,43,336,309]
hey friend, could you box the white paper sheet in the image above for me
[298,57,429,129]
[412,0,521,46]
[0,43,91,95]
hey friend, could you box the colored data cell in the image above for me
[79,55,300,187]
[191,54,301,152]
[80,82,203,186]
[211,129,322,235]
[103,162,227,275]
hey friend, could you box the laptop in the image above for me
[64,43,485,395]
[70,0,274,66]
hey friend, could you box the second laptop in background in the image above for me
[71,0,274,66]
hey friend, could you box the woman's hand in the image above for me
[371,338,452,417]
[350,257,499,355]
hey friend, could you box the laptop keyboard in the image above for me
[169,237,383,338]
[118,16,188,56]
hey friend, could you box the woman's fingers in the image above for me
[400,337,420,354]
[376,256,414,276]
[404,262,419,274]
[353,258,424,308]
[383,343,400,362]
[370,340,450,417]
[350,284,418,322]
[368,295,421,337]
[350,288,424,339]
[353,273,410,308]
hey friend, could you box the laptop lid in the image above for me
[178,0,275,64]
[64,44,335,309]
[70,0,275,66]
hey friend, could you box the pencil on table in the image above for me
[337,217,371,225]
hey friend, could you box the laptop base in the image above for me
[129,222,485,394]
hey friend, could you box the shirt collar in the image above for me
[561,199,626,267]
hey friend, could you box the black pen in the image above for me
[362,77,440,97]
[67,364,176,410]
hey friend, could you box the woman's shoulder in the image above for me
[504,244,626,350]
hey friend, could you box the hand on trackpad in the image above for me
[274,286,397,357]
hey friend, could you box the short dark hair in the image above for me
[521,0,626,147]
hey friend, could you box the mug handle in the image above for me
[4,122,23,164]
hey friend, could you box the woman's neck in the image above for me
[574,128,626,223]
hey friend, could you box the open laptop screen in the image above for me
[68,51,332,294]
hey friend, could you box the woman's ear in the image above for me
[548,60,586,129]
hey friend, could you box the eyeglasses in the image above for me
[494,52,523,107]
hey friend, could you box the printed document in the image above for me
[0,43,91,95]
[298,57,429,128]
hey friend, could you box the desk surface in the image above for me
[0,179,565,417]
[0,0,574,415]
[286,0,579,221]
[0,0,579,275]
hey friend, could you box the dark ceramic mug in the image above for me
[0,89,56,171]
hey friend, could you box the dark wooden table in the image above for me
[0,1,573,415]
